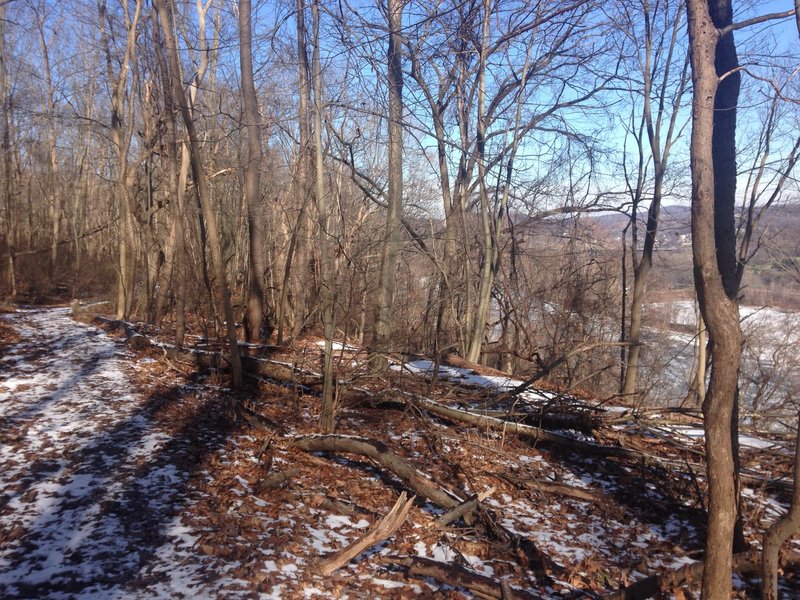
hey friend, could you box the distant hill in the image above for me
[583,202,800,251]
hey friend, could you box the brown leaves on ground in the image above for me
[102,320,800,597]
[0,317,20,351]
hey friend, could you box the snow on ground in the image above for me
[394,358,558,405]
[0,308,249,598]
[2,310,796,598]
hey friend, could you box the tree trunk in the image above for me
[622,1,688,398]
[151,4,186,348]
[0,3,15,298]
[685,1,743,597]
[311,0,335,430]
[156,0,242,388]
[761,414,800,600]
[369,0,404,372]
[34,11,60,280]
[687,300,707,405]
[239,0,268,343]
[277,0,313,344]
[97,0,143,321]
[708,0,747,556]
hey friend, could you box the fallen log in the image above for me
[607,555,757,600]
[293,434,558,579]
[313,492,414,576]
[292,434,461,510]
[93,316,151,350]
[495,473,599,503]
[606,549,800,599]
[390,555,544,600]
[404,393,646,460]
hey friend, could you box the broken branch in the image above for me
[313,492,414,577]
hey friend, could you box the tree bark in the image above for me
[239,0,268,343]
[369,0,404,372]
[156,0,243,388]
[685,1,743,597]
[310,0,336,430]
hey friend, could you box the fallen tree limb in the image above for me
[437,487,496,526]
[389,555,544,600]
[605,553,755,600]
[253,468,300,494]
[316,495,377,519]
[495,473,599,503]
[607,549,800,599]
[292,435,462,510]
[293,434,558,579]
[404,393,646,460]
[14,219,118,257]
[483,342,628,408]
[313,492,414,576]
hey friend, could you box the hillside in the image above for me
[2,306,798,598]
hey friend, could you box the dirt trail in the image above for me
[0,308,228,598]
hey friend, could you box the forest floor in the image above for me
[0,305,798,599]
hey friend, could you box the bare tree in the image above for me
[29,1,61,279]
[276,0,312,344]
[311,0,335,430]
[155,0,243,388]
[685,0,743,596]
[150,3,187,348]
[0,0,15,297]
[369,0,404,372]
[619,0,690,399]
[239,0,269,343]
[97,0,143,320]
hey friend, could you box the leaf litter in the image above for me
[0,307,798,598]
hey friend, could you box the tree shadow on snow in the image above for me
[0,379,237,599]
